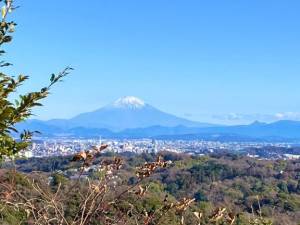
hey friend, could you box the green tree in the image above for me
[0,0,72,159]
[278,181,289,193]
[194,190,207,202]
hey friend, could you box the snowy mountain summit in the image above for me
[25,96,210,131]
[112,96,145,109]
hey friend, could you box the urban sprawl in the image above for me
[22,139,300,160]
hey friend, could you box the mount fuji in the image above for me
[19,96,213,133]
[63,96,208,130]
[16,97,300,140]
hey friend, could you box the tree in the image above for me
[0,0,72,159]
[194,190,207,202]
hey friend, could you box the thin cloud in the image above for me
[212,112,300,123]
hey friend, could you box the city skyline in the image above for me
[7,0,300,124]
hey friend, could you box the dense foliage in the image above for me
[1,152,299,224]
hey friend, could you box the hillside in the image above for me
[2,152,300,225]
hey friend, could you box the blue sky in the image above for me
[5,0,300,124]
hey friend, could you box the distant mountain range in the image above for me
[52,96,211,130]
[16,96,212,133]
[15,96,300,141]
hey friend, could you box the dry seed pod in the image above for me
[209,207,227,222]
[175,198,195,213]
[136,156,171,179]
[113,157,123,170]
[99,144,108,151]
[72,151,87,161]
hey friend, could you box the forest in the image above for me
[1,151,300,224]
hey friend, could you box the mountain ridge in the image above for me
[15,97,300,141]
[16,119,300,141]
[17,96,214,132]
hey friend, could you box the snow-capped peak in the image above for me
[112,96,145,109]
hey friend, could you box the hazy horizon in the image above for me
[27,95,300,126]
[7,0,300,125]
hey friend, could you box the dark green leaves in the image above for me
[0,1,72,158]
[0,67,71,158]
